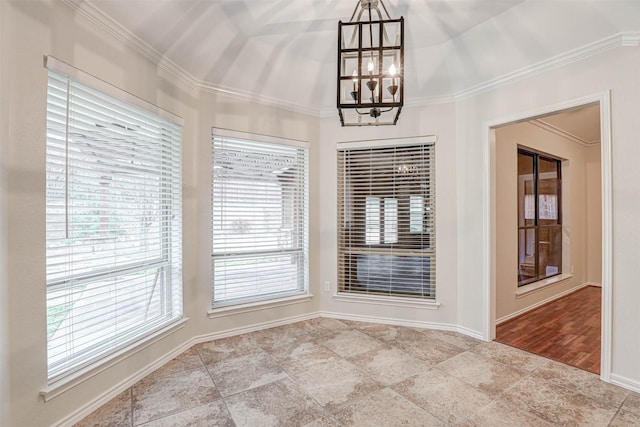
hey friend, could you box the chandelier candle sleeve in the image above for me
[352,70,358,97]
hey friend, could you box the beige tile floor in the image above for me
[75,318,640,426]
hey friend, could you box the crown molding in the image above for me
[404,93,457,108]
[530,119,600,146]
[58,0,640,118]
[318,93,456,118]
[454,32,640,101]
[321,32,634,116]
[199,81,322,117]
[621,32,640,47]
[58,0,200,89]
[57,0,320,117]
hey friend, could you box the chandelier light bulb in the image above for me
[389,63,397,76]
[367,58,375,74]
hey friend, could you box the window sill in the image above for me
[208,293,313,319]
[516,274,573,298]
[41,317,189,402]
[333,293,440,309]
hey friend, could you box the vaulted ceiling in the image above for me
[70,0,640,115]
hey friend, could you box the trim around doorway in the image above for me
[482,91,612,381]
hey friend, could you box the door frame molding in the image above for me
[482,91,612,381]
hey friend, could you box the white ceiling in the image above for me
[534,104,601,146]
[79,0,640,114]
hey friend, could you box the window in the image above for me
[383,198,398,244]
[517,148,562,286]
[365,197,398,245]
[337,138,435,299]
[409,195,424,233]
[45,69,183,382]
[365,196,381,245]
[212,131,308,306]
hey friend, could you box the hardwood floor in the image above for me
[496,285,601,374]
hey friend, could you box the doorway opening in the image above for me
[485,93,611,380]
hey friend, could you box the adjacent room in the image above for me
[493,105,603,374]
[2,1,640,426]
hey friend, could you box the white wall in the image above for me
[455,46,640,388]
[187,89,321,341]
[3,2,196,425]
[4,1,640,425]
[1,1,319,426]
[494,122,601,320]
[316,103,461,330]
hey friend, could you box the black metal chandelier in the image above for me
[337,0,404,126]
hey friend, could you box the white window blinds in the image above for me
[337,140,435,299]
[212,132,308,306]
[46,70,183,381]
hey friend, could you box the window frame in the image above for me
[44,58,183,384]
[517,147,563,287]
[211,129,309,308]
[337,136,436,300]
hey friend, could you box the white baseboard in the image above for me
[53,312,319,427]
[319,311,485,341]
[53,339,195,427]
[455,325,486,341]
[42,317,189,402]
[192,312,320,345]
[55,310,487,426]
[496,282,592,325]
[320,310,457,331]
[610,373,640,394]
